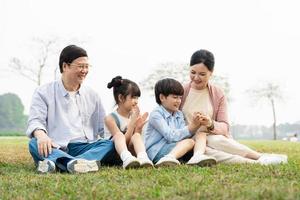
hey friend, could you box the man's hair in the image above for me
[59,45,88,73]
[190,49,215,72]
[154,78,184,104]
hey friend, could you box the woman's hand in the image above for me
[199,113,213,128]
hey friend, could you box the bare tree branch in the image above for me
[9,37,58,86]
[247,82,283,140]
[140,62,231,101]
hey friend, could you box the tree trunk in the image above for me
[271,99,277,140]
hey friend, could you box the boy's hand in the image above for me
[188,112,202,133]
[199,113,213,127]
[191,112,202,126]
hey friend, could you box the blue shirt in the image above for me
[144,105,192,160]
[26,78,106,148]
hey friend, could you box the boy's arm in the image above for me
[149,111,193,143]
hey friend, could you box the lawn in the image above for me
[0,137,299,200]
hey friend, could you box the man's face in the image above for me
[64,56,90,85]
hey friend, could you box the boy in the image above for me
[144,78,216,167]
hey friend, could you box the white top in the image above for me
[182,87,213,132]
[104,110,130,139]
[26,78,106,148]
[68,91,87,143]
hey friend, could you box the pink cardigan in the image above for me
[180,82,230,137]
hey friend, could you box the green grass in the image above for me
[0,131,25,136]
[0,137,299,200]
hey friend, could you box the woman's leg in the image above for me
[205,146,258,164]
[207,135,261,160]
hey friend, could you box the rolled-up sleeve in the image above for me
[26,89,48,138]
[211,95,230,137]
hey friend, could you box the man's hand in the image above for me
[33,130,53,158]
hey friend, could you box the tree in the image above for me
[247,82,283,140]
[9,37,58,86]
[0,93,27,131]
[140,62,231,100]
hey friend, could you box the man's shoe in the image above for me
[123,156,140,169]
[67,159,99,173]
[155,156,180,167]
[187,154,217,167]
[37,159,56,173]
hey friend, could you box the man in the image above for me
[27,45,120,173]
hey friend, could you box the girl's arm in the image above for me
[104,115,135,144]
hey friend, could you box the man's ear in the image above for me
[62,62,68,72]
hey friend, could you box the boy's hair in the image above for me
[154,78,184,104]
[107,76,141,104]
[190,49,215,72]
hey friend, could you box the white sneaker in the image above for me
[138,157,154,168]
[123,156,140,169]
[67,159,99,173]
[37,159,56,173]
[258,154,288,165]
[187,154,217,167]
[155,156,180,167]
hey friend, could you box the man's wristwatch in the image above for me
[35,128,46,133]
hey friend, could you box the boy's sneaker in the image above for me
[123,156,140,169]
[258,154,288,165]
[138,157,154,168]
[155,155,180,167]
[37,159,56,173]
[187,154,217,167]
[67,159,99,173]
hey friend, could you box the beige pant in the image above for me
[205,135,258,164]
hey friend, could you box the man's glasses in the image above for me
[68,62,92,70]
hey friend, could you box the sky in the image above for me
[1,0,300,126]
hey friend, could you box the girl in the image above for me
[105,76,153,169]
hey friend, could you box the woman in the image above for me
[179,49,287,165]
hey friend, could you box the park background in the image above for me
[0,1,300,200]
[1,0,300,140]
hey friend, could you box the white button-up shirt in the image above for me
[26,78,106,148]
